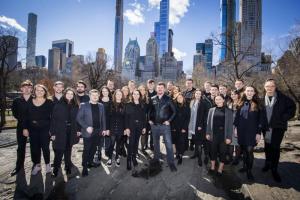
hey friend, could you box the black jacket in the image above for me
[194,100,209,141]
[182,88,196,105]
[12,96,32,132]
[149,94,176,124]
[261,90,296,131]
[50,101,80,150]
[171,103,190,132]
[109,103,125,136]
[125,102,146,130]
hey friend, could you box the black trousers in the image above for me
[192,136,210,160]
[174,130,186,155]
[107,134,123,159]
[82,132,99,168]
[53,128,73,170]
[240,145,254,170]
[128,124,142,166]
[16,127,27,169]
[264,128,285,170]
[29,128,50,165]
[210,140,227,163]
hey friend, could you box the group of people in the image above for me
[11,77,296,183]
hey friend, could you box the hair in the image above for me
[63,87,79,106]
[214,95,226,106]
[186,78,193,83]
[147,79,155,84]
[171,85,181,98]
[131,89,143,106]
[237,85,260,111]
[54,81,64,87]
[167,81,174,85]
[204,81,212,85]
[76,80,87,88]
[191,88,202,100]
[235,79,244,84]
[175,93,186,107]
[89,89,100,95]
[219,84,228,88]
[21,80,33,87]
[138,85,149,104]
[107,79,114,83]
[157,82,166,88]
[99,86,111,99]
[111,89,125,111]
[265,78,276,85]
[128,80,136,84]
[33,84,48,99]
[211,84,219,90]
[121,86,131,102]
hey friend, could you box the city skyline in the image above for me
[1,0,300,73]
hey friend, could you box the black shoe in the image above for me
[88,162,100,168]
[175,154,180,160]
[177,156,183,165]
[127,159,132,170]
[247,170,254,181]
[198,159,203,167]
[272,170,282,183]
[150,145,154,151]
[10,168,20,177]
[170,164,177,172]
[208,169,215,175]
[204,156,209,165]
[190,155,197,159]
[51,168,58,177]
[262,164,270,172]
[216,171,223,177]
[82,168,88,177]
[238,167,247,173]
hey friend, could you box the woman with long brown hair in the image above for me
[234,85,262,181]
[23,84,54,175]
[50,87,80,177]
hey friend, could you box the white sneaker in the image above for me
[31,164,41,175]
[116,158,120,167]
[45,164,52,174]
[106,159,112,167]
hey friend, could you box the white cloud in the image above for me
[124,1,145,25]
[173,47,187,60]
[0,15,26,32]
[148,0,190,25]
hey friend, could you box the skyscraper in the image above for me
[96,48,107,65]
[0,36,18,70]
[159,0,170,56]
[35,55,46,67]
[114,0,124,73]
[26,13,37,67]
[48,47,61,74]
[193,39,213,72]
[220,0,236,62]
[240,0,262,65]
[122,38,140,81]
[52,39,74,57]
[168,29,173,54]
[154,21,160,52]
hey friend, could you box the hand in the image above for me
[23,129,29,137]
[256,134,261,144]
[77,132,81,137]
[206,134,210,141]
[197,127,202,131]
[234,128,238,138]
[125,129,130,136]
[142,128,146,134]
[149,120,154,125]
[163,121,170,126]
[181,129,186,133]
[225,139,231,144]
[51,135,56,141]
[106,130,110,136]
[86,127,93,134]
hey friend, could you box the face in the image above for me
[204,83,211,92]
[65,90,74,101]
[132,91,140,101]
[147,82,155,90]
[122,88,129,97]
[210,87,219,97]
[264,81,276,95]
[215,96,225,107]
[186,80,193,89]
[231,92,238,101]
[115,91,123,101]
[21,85,32,95]
[76,83,86,94]
[173,87,179,95]
[245,87,255,100]
[156,85,165,95]
[107,81,114,90]
[235,81,244,90]
[101,88,109,97]
[177,95,184,104]
[35,86,46,98]
[90,92,99,102]
[194,90,202,100]
[167,82,174,91]
[219,86,227,95]
[139,87,146,96]
[54,84,64,94]
[128,82,135,90]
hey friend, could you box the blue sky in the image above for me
[1,0,300,73]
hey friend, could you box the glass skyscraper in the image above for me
[159,0,169,56]
[52,39,74,57]
[114,0,124,73]
[26,13,37,67]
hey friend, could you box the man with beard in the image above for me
[76,80,90,103]
[52,81,64,104]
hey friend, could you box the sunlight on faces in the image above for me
[101,88,110,98]
[147,82,155,90]
[138,86,146,96]
[173,86,180,95]
[54,84,64,94]
[115,90,123,102]
[215,96,225,107]
[194,90,202,100]
[65,90,74,101]
[176,94,184,104]
[156,84,165,95]
[204,82,211,93]
[90,92,99,103]
[245,86,255,100]
[264,80,276,95]
[235,80,244,90]
[219,86,227,96]
[185,80,193,90]
[132,90,140,101]
[128,81,136,91]
[210,87,219,97]
[167,82,174,91]
[76,83,86,94]
[35,86,46,98]
[231,91,238,101]
[121,86,129,97]
[21,85,32,95]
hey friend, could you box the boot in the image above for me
[177,155,183,165]
[127,158,132,170]
[247,170,254,181]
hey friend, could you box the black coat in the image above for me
[234,102,262,146]
[261,90,296,131]
[109,103,125,136]
[193,100,209,142]
[125,102,146,130]
[171,103,190,132]
[50,101,80,150]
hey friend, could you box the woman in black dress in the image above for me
[206,95,233,176]
[23,84,53,175]
[171,93,190,165]
[50,88,80,177]
[106,89,125,167]
[234,86,262,180]
[124,89,146,172]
